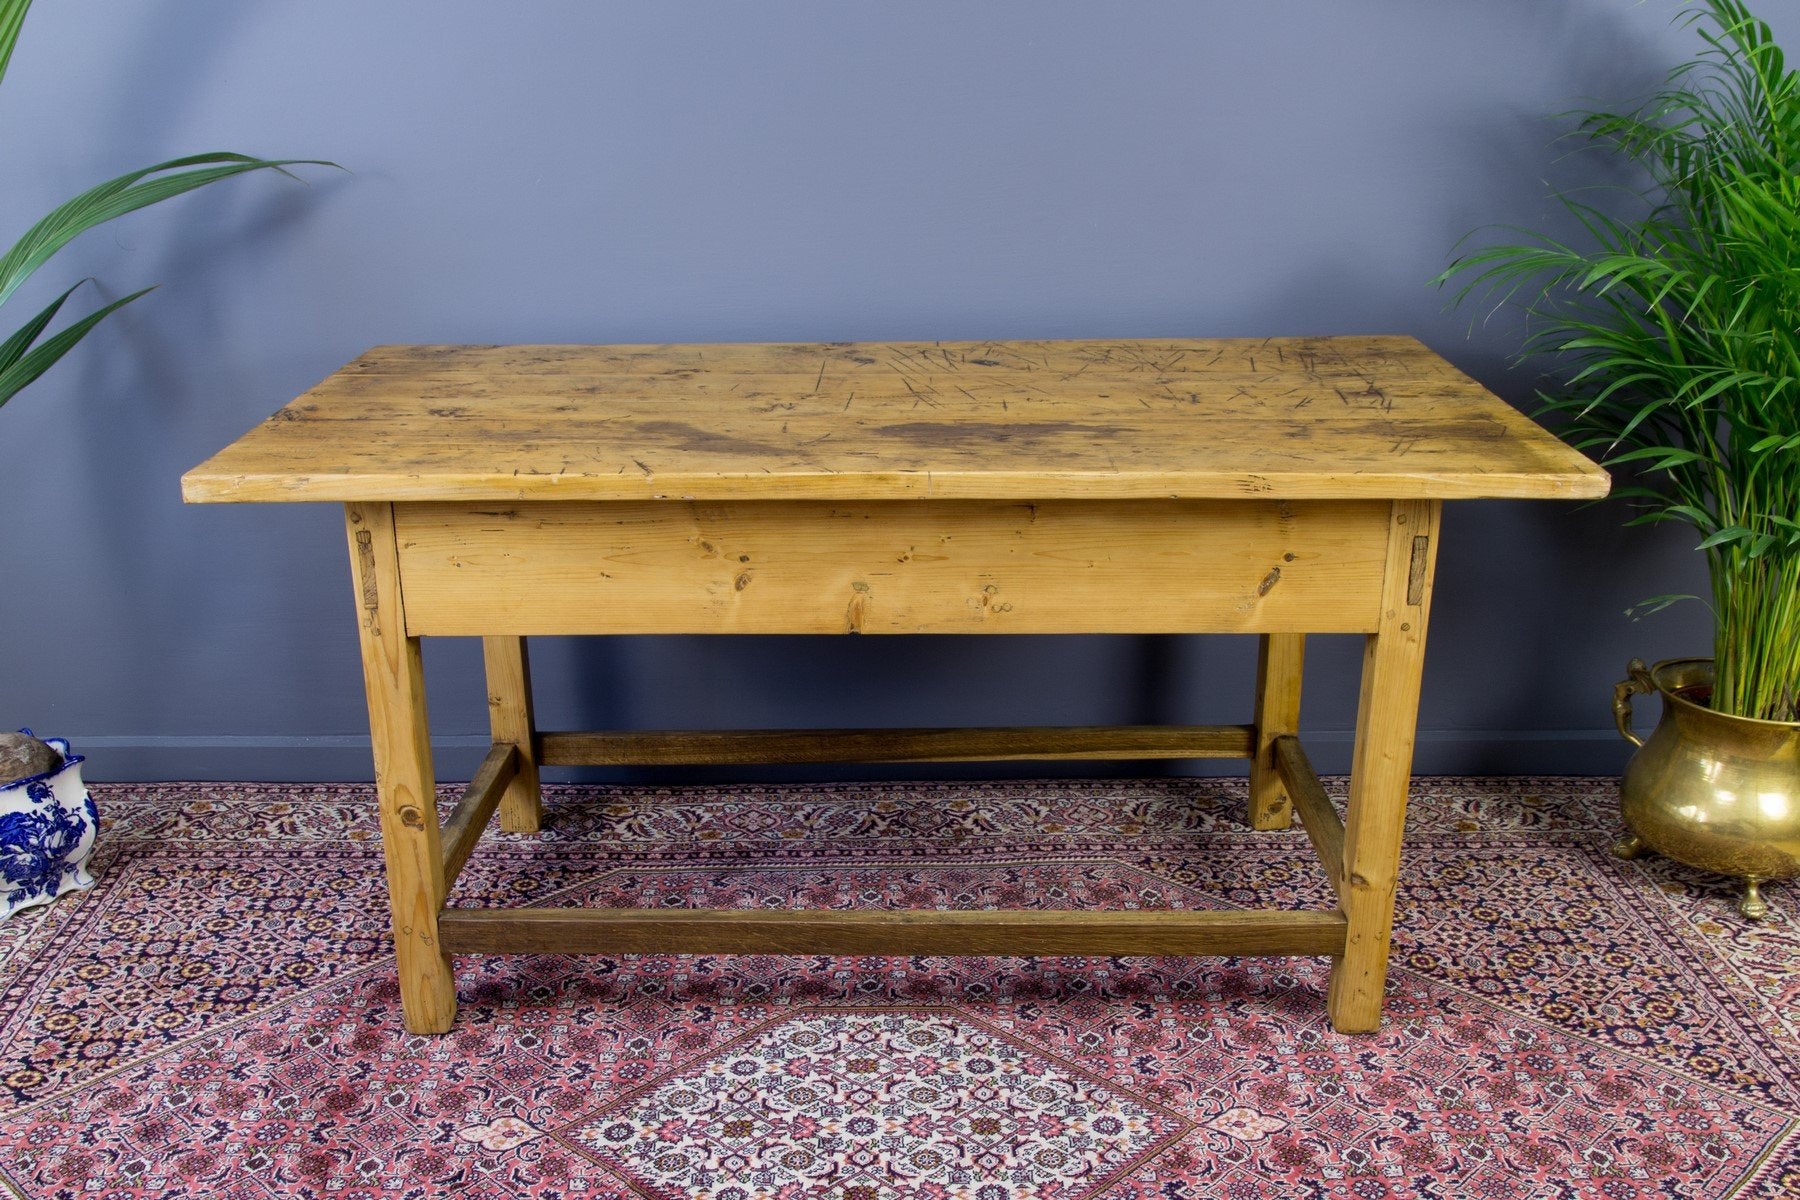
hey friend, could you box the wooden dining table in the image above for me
[182,336,1608,1035]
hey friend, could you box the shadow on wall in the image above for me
[541,2,1703,784]
[8,0,1738,783]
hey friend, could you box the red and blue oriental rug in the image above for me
[0,777,1793,1198]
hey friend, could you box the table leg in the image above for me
[1250,633,1305,830]
[483,636,543,833]
[1327,499,1439,1034]
[346,502,457,1034]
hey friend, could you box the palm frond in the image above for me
[1440,0,1800,720]
[0,285,153,410]
[0,153,335,310]
[0,0,30,93]
[0,0,339,422]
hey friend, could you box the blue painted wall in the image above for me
[0,1,1778,781]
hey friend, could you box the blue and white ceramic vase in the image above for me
[0,733,98,920]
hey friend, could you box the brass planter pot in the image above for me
[1611,657,1799,918]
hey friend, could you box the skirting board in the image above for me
[62,730,1633,782]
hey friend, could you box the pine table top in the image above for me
[181,336,1610,504]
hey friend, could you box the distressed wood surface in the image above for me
[1274,734,1345,901]
[481,637,541,833]
[344,502,457,1034]
[1249,633,1305,829]
[188,340,1593,1037]
[537,723,1257,767]
[436,906,1349,958]
[392,498,1392,636]
[439,743,516,889]
[183,338,1609,503]
[1327,498,1441,1034]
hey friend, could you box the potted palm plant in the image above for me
[1442,0,1798,917]
[0,0,329,918]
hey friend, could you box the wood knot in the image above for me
[1257,566,1282,596]
[397,805,425,829]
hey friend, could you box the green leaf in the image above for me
[0,0,30,94]
[1626,593,1702,619]
[1665,503,1725,529]
[1436,0,1800,720]
[1695,525,1755,550]
[0,1,343,445]
[0,285,154,411]
[0,152,338,310]
[0,277,84,373]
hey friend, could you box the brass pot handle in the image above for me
[1611,657,1654,748]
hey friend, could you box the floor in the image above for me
[0,776,1792,1198]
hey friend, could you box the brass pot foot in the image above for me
[1738,878,1769,921]
[1612,834,1649,861]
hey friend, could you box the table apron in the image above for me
[390,498,1392,637]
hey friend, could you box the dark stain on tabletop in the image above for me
[633,421,782,456]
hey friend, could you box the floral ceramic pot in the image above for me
[0,734,98,920]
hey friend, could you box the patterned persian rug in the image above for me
[0,776,1793,1199]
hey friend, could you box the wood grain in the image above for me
[436,906,1349,957]
[538,724,1256,767]
[1250,633,1305,829]
[344,502,457,1035]
[1274,734,1345,900]
[392,499,1391,636]
[190,339,1603,1037]
[182,338,1610,504]
[482,637,541,833]
[1327,498,1440,1034]
[439,743,517,889]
